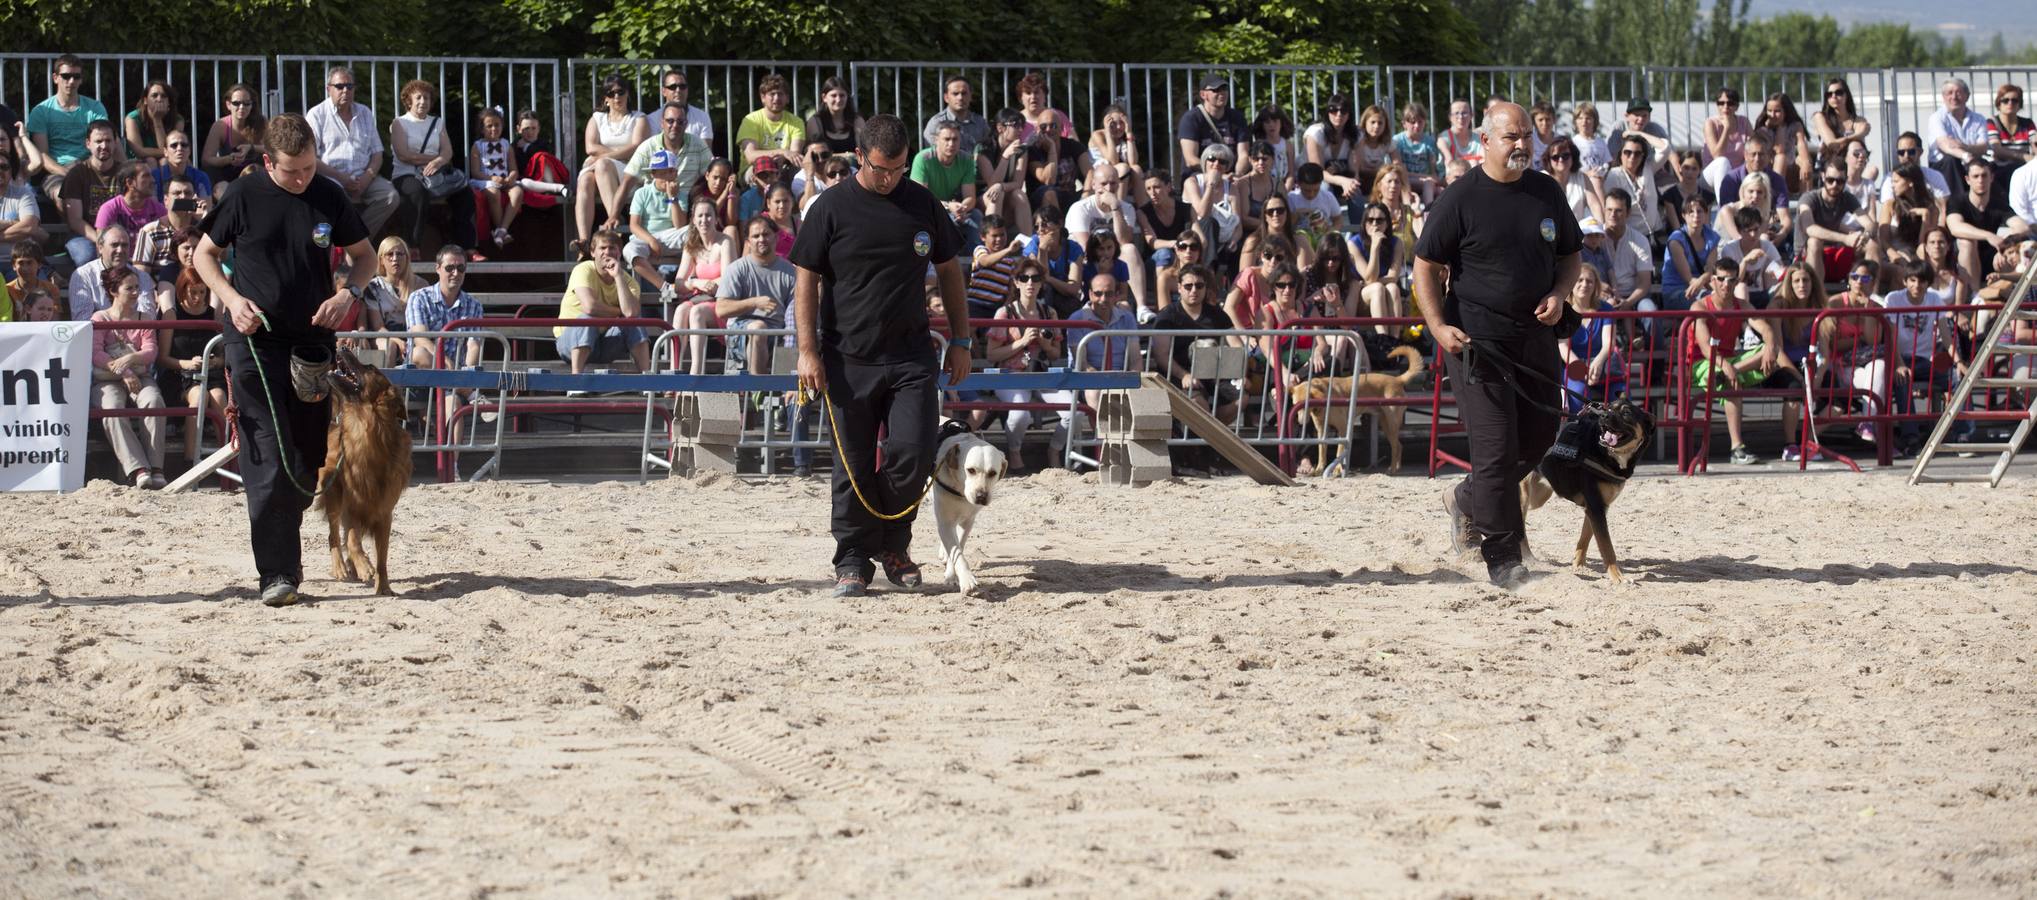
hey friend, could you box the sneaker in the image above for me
[1729,445,1758,465]
[1781,443,1802,462]
[831,568,869,598]
[1855,422,1876,444]
[132,470,150,488]
[1488,560,1531,589]
[1442,490,1471,555]
[260,578,303,608]
[874,551,923,588]
[146,470,167,490]
[792,465,812,478]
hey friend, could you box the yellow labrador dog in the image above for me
[932,419,1007,595]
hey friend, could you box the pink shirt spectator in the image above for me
[95,194,167,235]
[91,309,158,371]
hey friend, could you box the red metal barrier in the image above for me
[947,318,1103,448]
[1279,316,1427,475]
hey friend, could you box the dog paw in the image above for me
[955,573,978,595]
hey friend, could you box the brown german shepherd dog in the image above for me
[316,348,411,594]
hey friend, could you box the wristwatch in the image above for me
[950,337,975,350]
[346,284,366,302]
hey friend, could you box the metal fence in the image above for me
[1882,66,2037,150]
[1638,66,1890,161]
[565,59,842,165]
[0,53,269,142]
[1382,66,1637,126]
[272,56,562,173]
[850,61,1120,143]
[1120,64,1382,175]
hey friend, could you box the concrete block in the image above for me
[674,392,745,443]
[1094,386,1174,441]
[1098,439,1171,486]
[674,443,741,476]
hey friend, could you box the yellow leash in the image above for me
[798,385,935,521]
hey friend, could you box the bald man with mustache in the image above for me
[1413,102,1584,588]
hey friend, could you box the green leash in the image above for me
[241,311,323,500]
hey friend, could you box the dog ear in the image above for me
[938,440,961,477]
[997,455,1007,480]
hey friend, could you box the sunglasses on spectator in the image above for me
[1365,215,1389,224]
[56,72,81,81]
[2004,96,2025,106]
[1179,281,1208,290]
[1013,273,1043,283]
[1620,149,1643,156]
[1716,99,1737,107]
[1896,147,1920,157]
[1267,254,1290,263]
[1273,280,1298,290]
[1326,107,1348,115]
[1550,153,1575,162]
[664,82,688,90]
[227,100,251,108]
[605,88,627,97]
[1850,273,1874,282]
[167,141,190,149]
[1822,176,1843,185]
[441,263,466,273]
[329,82,355,90]
[1265,207,1288,215]
[1827,88,1848,96]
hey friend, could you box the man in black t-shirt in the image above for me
[196,113,375,608]
[1176,75,1248,178]
[1802,158,1871,281]
[791,114,970,598]
[1149,264,1238,474]
[1413,102,1583,588]
[1948,159,2030,277]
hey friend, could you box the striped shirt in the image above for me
[967,247,1019,310]
[405,283,485,364]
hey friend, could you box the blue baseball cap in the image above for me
[648,148,677,171]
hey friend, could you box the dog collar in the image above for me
[934,474,969,499]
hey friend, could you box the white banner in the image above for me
[0,322,92,492]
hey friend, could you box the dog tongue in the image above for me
[1600,430,1620,447]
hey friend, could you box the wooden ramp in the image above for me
[1141,372,1293,486]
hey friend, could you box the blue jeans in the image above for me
[554,324,646,367]
[65,235,97,271]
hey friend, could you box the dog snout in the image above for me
[972,492,991,506]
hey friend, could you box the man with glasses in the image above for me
[1925,78,1992,191]
[1955,159,2032,278]
[657,69,713,144]
[151,129,213,202]
[1151,263,1239,475]
[1177,74,1248,177]
[26,54,111,204]
[1718,131,1787,212]
[134,174,203,307]
[625,102,711,201]
[1413,101,1582,589]
[305,65,399,237]
[404,245,486,440]
[1601,190,1654,312]
[196,112,376,607]
[791,114,969,598]
[1802,159,1872,281]
[1879,132,1951,202]
[923,74,990,159]
[67,225,157,321]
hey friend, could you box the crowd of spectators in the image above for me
[6,54,2036,480]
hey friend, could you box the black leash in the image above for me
[1462,338,1593,417]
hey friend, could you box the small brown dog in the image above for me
[1289,345,1426,474]
[316,348,411,594]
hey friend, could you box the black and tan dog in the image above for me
[1519,397,1655,582]
[317,348,412,595]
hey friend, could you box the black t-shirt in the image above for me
[1659,182,1717,216]
[1805,189,1862,231]
[1151,300,1234,376]
[1949,190,2012,233]
[1177,105,1248,157]
[1415,167,1582,339]
[202,171,368,346]
[788,176,961,363]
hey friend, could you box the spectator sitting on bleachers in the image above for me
[1066,165,1145,311]
[1154,231,1206,312]
[1242,190,1307,273]
[0,155,45,278]
[1184,144,1243,260]
[913,120,982,252]
[1287,161,1345,236]
[1559,263,1625,412]
[1370,163,1423,247]
[623,103,710,220]
[625,148,689,299]
[1881,258,1955,453]
[1767,262,1825,458]
[923,74,991,159]
[763,183,799,257]
[1076,231,1130,320]
[1720,131,1789,218]
[152,130,211,203]
[201,83,263,184]
[1015,70,1073,148]
[123,80,183,163]
[160,267,226,461]
[59,119,122,267]
[800,152,850,217]
[15,284,61,322]
[1949,159,2029,278]
[404,245,486,435]
[1880,132,1950,202]
[468,109,524,249]
[1880,163,1941,275]
[1233,141,1280,241]
[1303,94,1360,198]
[95,161,165,240]
[1718,170,1788,248]
[1601,189,1654,315]
[1814,258,1890,442]
[1391,102,1442,206]
[8,241,62,318]
[555,232,650,380]
[1812,79,1872,161]
[1570,101,1611,181]
[1089,104,1143,202]
[1615,98,1670,150]
[1152,263,1239,474]
[1305,228,1361,318]
[1661,197,1719,315]
[132,173,200,309]
[1687,255,1791,465]
[1578,216,1613,282]
[1604,134,1664,239]
[363,236,416,363]
[1800,157,1872,282]
[1923,224,1973,308]
[1254,261,1319,387]
[1250,104,1297,189]
[1660,150,1715,226]
[1139,169,1189,277]
[977,108,1035,234]
[513,108,563,195]
[1022,209,1083,311]
[1527,101,1560,171]
[69,226,155,320]
[1721,206,1785,307]
[669,199,734,375]
[737,155,782,225]
[805,76,862,162]
[1841,142,1879,212]
[1031,115,1088,220]
[1350,201,1404,334]
[1354,105,1396,195]
[1177,74,1249,177]
[1755,92,1814,195]
[1439,99,1482,169]
[688,157,740,244]
[306,66,400,240]
[1224,233,1291,344]
[1926,78,1991,195]
[1703,87,1753,172]
[736,73,805,182]
[388,80,478,255]
[1,123,47,193]
[656,69,713,145]
[715,215,797,377]
[26,54,111,205]
[1545,139,1604,231]
[985,257,1071,469]
[576,75,650,244]
[966,214,1023,318]
[90,265,166,488]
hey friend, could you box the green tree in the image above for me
[1737,13,1843,70]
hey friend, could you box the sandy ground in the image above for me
[2,467,2034,898]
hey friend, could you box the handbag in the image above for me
[414,117,469,198]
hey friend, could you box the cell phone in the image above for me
[171,198,198,212]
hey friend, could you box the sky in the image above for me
[1749,0,2037,51]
